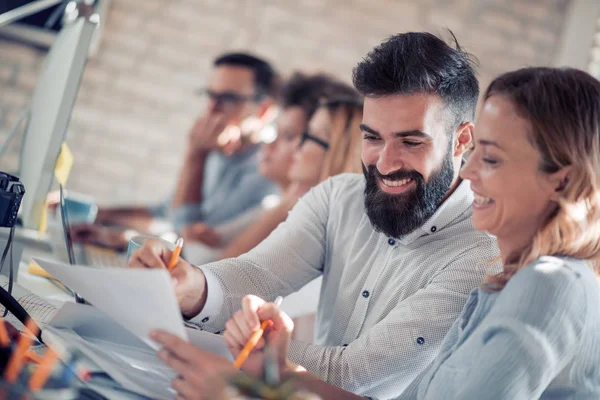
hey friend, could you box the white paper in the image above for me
[43,302,233,399]
[187,328,234,362]
[33,257,188,349]
[45,326,176,399]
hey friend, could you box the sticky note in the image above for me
[38,200,48,234]
[27,260,54,279]
[54,142,73,187]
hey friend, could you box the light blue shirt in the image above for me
[399,256,600,400]
[151,145,279,231]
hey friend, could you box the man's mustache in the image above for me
[364,164,423,182]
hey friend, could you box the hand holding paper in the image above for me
[33,258,188,349]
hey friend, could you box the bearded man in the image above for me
[128,32,500,400]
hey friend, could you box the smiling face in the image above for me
[460,95,560,242]
[360,93,470,238]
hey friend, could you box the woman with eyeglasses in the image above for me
[208,94,364,262]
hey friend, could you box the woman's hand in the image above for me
[223,295,295,378]
[181,223,221,248]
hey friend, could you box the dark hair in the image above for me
[324,80,363,105]
[279,73,333,118]
[352,31,479,128]
[214,52,278,99]
[482,67,600,288]
[280,73,362,119]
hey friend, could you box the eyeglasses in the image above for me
[299,131,329,150]
[198,89,260,106]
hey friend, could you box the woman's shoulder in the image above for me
[519,256,595,282]
[484,257,597,337]
[506,256,597,307]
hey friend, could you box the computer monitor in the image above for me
[17,16,97,230]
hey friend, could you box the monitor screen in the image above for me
[0,0,64,32]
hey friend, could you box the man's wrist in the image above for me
[182,268,208,318]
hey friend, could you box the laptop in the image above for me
[58,185,125,269]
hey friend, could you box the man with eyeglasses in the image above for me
[74,53,281,242]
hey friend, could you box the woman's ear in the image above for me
[454,122,474,157]
[549,166,571,200]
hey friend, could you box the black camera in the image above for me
[0,172,25,228]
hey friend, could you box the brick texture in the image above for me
[0,0,572,205]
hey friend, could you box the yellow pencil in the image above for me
[167,238,184,271]
[233,296,283,369]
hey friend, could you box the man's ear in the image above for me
[454,122,474,157]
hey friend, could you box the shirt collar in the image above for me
[398,179,474,245]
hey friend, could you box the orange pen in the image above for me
[167,238,184,271]
[4,319,39,382]
[28,348,59,391]
[233,296,283,369]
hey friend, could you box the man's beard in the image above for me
[363,149,455,239]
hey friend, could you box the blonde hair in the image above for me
[483,68,600,289]
[318,100,363,180]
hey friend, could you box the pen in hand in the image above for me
[167,238,184,271]
[233,296,283,369]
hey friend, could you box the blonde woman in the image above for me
[151,67,600,400]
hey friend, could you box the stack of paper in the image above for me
[33,258,232,399]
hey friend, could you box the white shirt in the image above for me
[191,173,500,399]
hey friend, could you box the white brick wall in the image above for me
[0,0,573,205]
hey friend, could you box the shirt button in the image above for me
[417,337,425,345]
[387,238,396,246]
[201,317,209,323]
[362,290,370,298]
[430,226,437,233]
